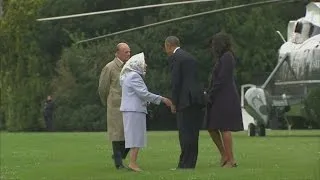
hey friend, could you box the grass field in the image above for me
[1,130,319,180]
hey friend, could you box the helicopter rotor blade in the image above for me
[76,0,303,44]
[37,0,217,22]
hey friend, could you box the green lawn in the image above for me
[1,130,319,180]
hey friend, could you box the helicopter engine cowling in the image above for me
[244,87,269,126]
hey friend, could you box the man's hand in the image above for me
[170,104,176,114]
[161,97,177,114]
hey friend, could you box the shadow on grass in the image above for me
[235,134,320,138]
[267,134,320,138]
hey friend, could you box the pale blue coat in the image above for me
[120,71,162,113]
[120,71,162,148]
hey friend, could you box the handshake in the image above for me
[161,97,176,114]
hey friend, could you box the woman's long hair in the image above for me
[210,32,235,71]
[211,32,234,58]
[207,32,235,88]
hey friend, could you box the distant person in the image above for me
[164,36,205,170]
[43,95,54,131]
[98,42,131,170]
[119,52,172,172]
[205,32,243,168]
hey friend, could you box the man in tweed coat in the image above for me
[98,43,131,169]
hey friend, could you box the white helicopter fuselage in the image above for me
[277,2,320,81]
[243,2,320,133]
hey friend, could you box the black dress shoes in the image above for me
[116,164,127,170]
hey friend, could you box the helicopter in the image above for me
[243,1,320,137]
[37,0,320,136]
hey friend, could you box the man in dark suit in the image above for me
[43,95,54,131]
[164,36,205,169]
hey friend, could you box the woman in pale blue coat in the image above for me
[119,52,172,172]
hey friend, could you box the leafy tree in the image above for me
[0,0,308,131]
[304,88,320,127]
[0,0,48,131]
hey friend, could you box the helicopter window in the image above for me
[311,25,320,37]
[294,22,303,34]
[309,24,314,37]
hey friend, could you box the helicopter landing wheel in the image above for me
[248,123,256,137]
[257,124,266,137]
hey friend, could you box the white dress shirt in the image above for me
[173,47,180,54]
[116,57,124,65]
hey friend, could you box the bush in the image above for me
[304,87,320,128]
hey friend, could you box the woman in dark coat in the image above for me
[205,32,243,168]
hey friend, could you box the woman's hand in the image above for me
[204,90,213,105]
[170,104,176,114]
[161,97,172,107]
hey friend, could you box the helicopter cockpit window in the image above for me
[309,24,314,37]
[310,25,320,37]
[294,22,303,34]
[292,20,319,44]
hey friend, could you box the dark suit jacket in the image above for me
[44,100,54,117]
[169,48,205,111]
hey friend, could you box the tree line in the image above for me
[1,0,319,131]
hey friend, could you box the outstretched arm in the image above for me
[129,72,163,105]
